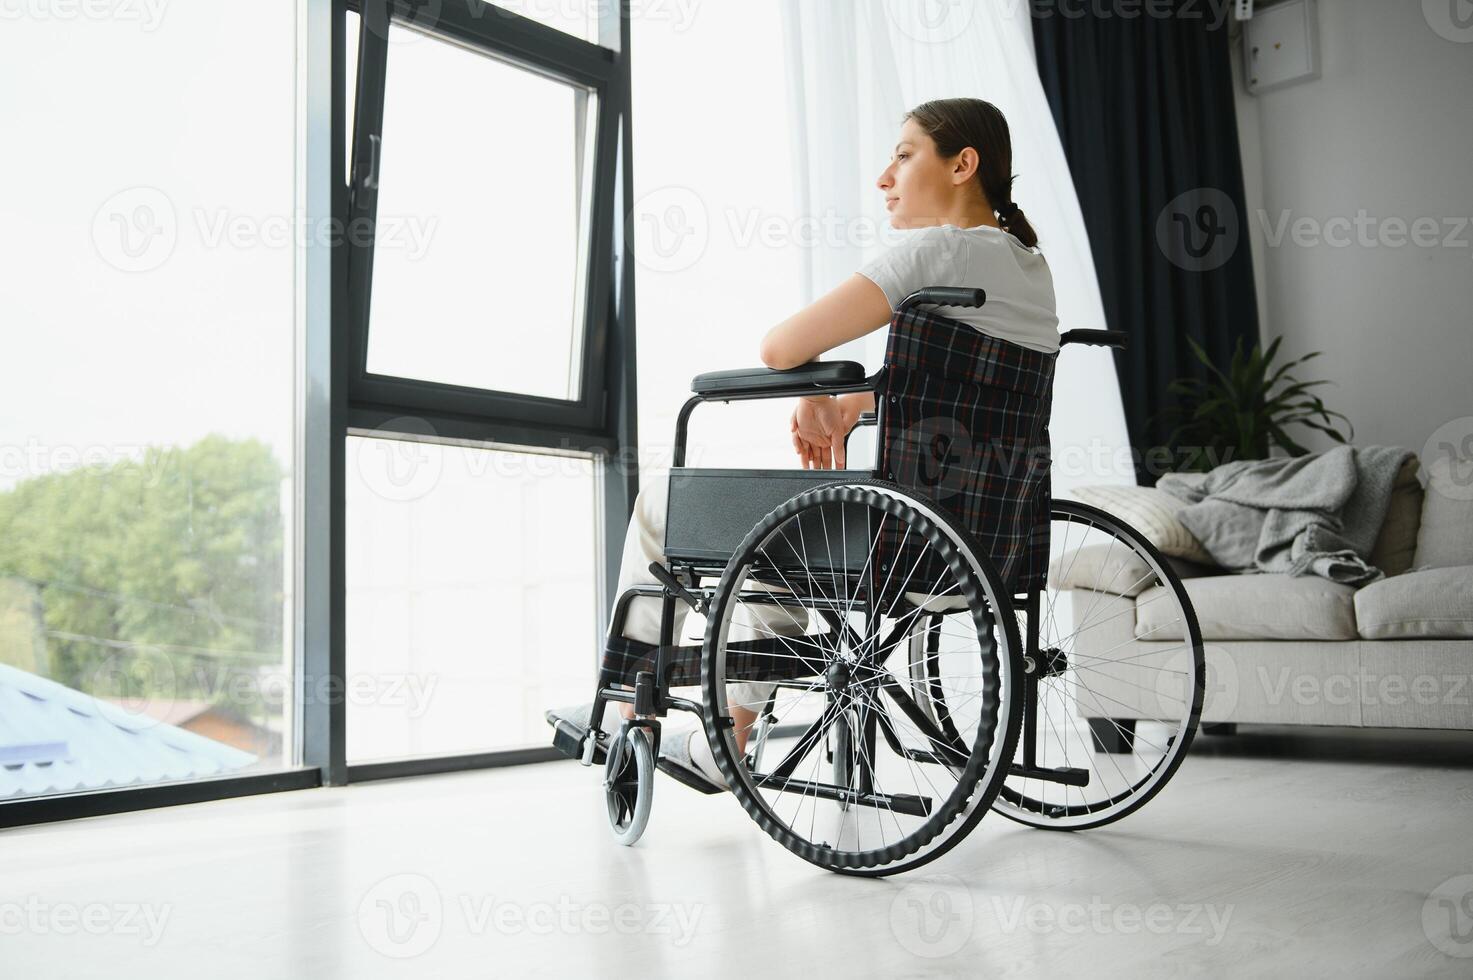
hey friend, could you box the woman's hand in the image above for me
[791,428,826,470]
[791,395,854,469]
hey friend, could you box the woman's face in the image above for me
[876,118,972,229]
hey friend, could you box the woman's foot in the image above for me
[657,729,728,793]
[544,703,594,730]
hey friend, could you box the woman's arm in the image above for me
[759,274,893,371]
[767,273,889,468]
[837,391,877,417]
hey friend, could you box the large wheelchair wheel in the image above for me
[700,480,1023,876]
[982,500,1205,830]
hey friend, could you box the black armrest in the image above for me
[1060,329,1128,351]
[691,360,868,399]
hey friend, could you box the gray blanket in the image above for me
[1156,445,1413,585]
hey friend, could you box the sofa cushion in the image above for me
[1353,565,1473,639]
[1066,484,1216,566]
[1051,544,1156,597]
[1050,544,1218,598]
[1136,573,1358,641]
[1412,455,1473,570]
[1368,455,1423,576]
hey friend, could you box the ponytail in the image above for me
[993,199,1039,250]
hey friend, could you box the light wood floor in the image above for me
[4,725,1473,979]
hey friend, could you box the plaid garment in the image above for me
[870,305,1057,605]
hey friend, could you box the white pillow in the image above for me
[1049,543,1157,597]
[1412,455,1473,570]
[1065,484,1216,566]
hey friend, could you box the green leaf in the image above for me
[1187,335,1234,389]
[1267,422,1310,456]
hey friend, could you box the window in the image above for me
[0,0,634,826]
[346,437,600,761]
[363,25,599,401]
[339,0,629,778]
[0,5,299,800]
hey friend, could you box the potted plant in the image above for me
[1155,335,1353,472]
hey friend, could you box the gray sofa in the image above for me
[1055,453,1473,734]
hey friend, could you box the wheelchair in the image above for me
[548,287,1206,876]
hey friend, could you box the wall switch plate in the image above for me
[1245,0,1319,95]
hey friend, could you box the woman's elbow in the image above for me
[760,338,799,371]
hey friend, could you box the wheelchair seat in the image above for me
[691,360,866,398]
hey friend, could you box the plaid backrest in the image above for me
[871,304,1057,603]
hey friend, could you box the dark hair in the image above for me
[903,98,1039,249]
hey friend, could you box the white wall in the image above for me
[1233,0,1473,458]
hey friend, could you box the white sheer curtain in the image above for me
[779,0,1134,491]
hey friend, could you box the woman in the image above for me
[560,97,1060,789]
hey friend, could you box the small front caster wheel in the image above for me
[604,724,654,845]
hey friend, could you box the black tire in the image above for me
[701,480,1023,876]
[990,500,1205,830]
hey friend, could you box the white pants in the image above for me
[610,477,807,714]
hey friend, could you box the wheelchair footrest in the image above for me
[548,717,607,766]
[655,758,725,796]
[1008,763,1089,787]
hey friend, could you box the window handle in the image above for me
[361,133,381,192]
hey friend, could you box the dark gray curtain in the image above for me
[1031,0,1261,484]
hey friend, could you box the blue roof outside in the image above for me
[0,662,258,800]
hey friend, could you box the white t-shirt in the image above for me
[857,223,1060,354]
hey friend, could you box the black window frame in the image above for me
[346,0,622,436]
